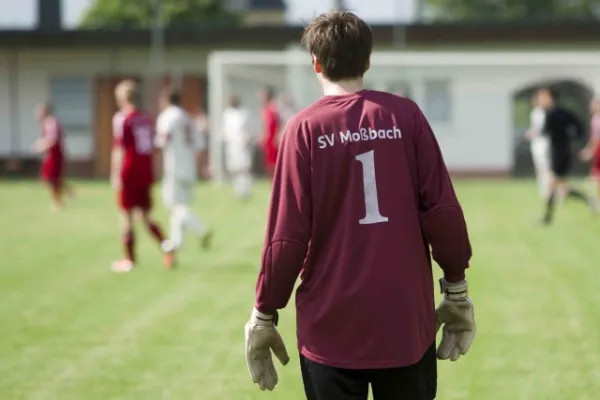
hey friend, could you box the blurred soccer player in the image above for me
[259,86,280,178]
[538,87,598,225]
[525,91,551,198]
[34,103,74,212]
[194,108,211,180]
[580,98,600,199]
[244,11,475,399]
[223,95,253,200]
[110,80,173,272]
[155,89,212,253]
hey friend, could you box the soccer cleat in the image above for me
[163,251,176,270]
[111,259,134,273]
[201,230,214,250]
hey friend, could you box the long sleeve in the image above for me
[414,108,472,282]
[255,119,312,314]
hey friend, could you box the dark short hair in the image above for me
[230,95,241,108]
[302,11,373,82]
[263,86,275,101]
[164,88,181,106]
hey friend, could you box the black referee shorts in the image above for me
[551,152,572,179]
[300,342,437,400]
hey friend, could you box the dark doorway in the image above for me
[512,80,593,177]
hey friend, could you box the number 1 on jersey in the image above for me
[355,150,389,225]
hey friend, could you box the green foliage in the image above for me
[80,0,240,29]
[424,0,600,21]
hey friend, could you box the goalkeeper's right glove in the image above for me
[436,278,476,361]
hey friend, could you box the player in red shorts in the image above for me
[110,80,173,273]
[259,86,281,178]
[34,102,74,212]
[580,98,600,198]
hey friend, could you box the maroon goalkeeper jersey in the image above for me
[255,90,472,369]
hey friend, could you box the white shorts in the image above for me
[226,144,252,173]
[162,179,194,207]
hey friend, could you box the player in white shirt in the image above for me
[223,96,253,200]
[526,91,551,199]
[155,89,212,254]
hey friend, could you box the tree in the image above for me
[80,0,240,29]
[423,0,600,21]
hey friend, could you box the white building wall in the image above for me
[275,56,600,173]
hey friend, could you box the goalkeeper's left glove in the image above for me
[244,308,290,391]
[436,278,476,362]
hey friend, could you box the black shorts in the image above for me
[551,153,572,178]
[301,342,437,400]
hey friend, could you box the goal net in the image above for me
[207,49,598,181]
[207,49,418,182]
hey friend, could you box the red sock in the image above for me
[124,230,135,263]
[147,222,165,245]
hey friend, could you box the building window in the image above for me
[49,76,93,158]
[424,79,451,123]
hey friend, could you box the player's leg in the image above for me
[370,343,437,400]
[300,355,369,400]
[536,141,552,199]
[161,179,183,251]
[530,140,546,198]
[177,181,212,249]
[45,180,62,212]
[137,185,174,269]
[112,208,135,272]
[239,168,253,199]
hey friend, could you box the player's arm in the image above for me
[541,109,556,140]
[111,117,129,188]
[581,119,600,161]
[255,119,311,315]
[154,114,171,149]
[566,110,585,140]
[414,106,475,361]
[525,110,541,140]
[34,120,59,153]
[414,107,472,282]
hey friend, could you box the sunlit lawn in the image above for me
[1,179,600,399]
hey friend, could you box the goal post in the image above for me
[207,49,316,183]
[207,50,600,182]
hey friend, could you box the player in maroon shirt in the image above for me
[259,86,280,178]
[110,80,173,273]
[244,12,475,399]
[34,103,75,212]
[580,98,600,199]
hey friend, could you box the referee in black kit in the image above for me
[537,87,598,225]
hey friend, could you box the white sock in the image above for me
[180,205,207,237]
[164,206,186,251]
[233,172,252,199]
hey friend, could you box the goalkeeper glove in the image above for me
[245,308,290,391]
[436,278,476,361]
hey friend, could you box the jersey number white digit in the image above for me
[133,126,154,154]
[355,150,389,225]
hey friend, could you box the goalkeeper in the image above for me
[244,11,475,400]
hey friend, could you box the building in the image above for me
[226,0,286,26]
[1,19,600,179]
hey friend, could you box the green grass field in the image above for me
[2,179,600,400]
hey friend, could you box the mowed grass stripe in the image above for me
[1,184,240,382]
[27,239,258,400]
